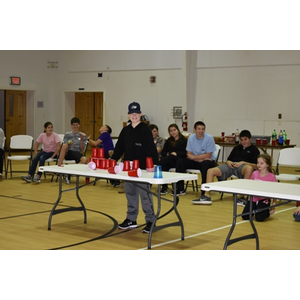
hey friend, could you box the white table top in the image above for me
[201,179,300,202]
[39,164,198,185]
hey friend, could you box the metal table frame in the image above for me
[201,179,300,249]
[39,164,197,249]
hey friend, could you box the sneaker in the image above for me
[22,174,32,183]
[118,219,138,230]
[160,187,168,195]
[237,197,247,207]
[33,174,41,183]
[64,175,70,184]
[192,194,212,205]
[113,180,121,188]
[171,189,186,196]
[142,222,154,233]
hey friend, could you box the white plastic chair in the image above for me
[186,144,221,192]
[5,135,34,178]
[275,148,300,182]
[1,136,5,176]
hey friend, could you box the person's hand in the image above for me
[87,135,91,140]
[294,207,300,215]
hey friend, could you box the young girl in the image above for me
[242,153,276,222]
[22,122,61,183]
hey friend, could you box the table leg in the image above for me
[223,195,259,249]
[147,182,184,249]
[48,174,87,230]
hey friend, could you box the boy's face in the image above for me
[194,125,205,139]
[128,112,141,124]
[240,136,251,148]
[71,122,80,132]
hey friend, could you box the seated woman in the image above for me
[157,124,187,194]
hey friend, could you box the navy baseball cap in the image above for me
[128,102,141,114]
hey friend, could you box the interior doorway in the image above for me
[74,92,103,140]
[4,90,27,149]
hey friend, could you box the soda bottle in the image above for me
[282,130,287,145]
[272,129,277,141]
[235,129,239,143]
[278,130,283,145]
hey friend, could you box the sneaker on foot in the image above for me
[171,189,186,196]
[118,219,138,230]
[237,197,247,207]
[160,187,168,195]
[22,174,32,183]
[192,195,212,205]
[64,175,70,184]
[33,174,41,183]
[113,180,121,188]
[142,222,154,233]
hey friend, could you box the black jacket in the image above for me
[112,122,158,169]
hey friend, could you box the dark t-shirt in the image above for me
[227,144,260,163]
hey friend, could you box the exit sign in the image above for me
[10,77,21,85]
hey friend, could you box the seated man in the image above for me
[58,117,88,184]
[173,121,216,196]
[192,129,259,205]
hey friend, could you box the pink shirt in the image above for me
[250,170,276,202]
[37,132,60,153]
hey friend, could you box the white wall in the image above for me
[1,50,299,164]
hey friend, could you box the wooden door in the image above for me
[75,92,103,139]
[5,90,26,149]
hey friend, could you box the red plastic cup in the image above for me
[256,138,261,145]
[108,165,121,174]
[85,178,90,184]
[123,160,130,171]
[128,168,142,177]
[262,139,267,145]
[146,157,154,169]
[110,159,116,167]
[100,159,106,169]
[104,159,110,169]
[98,148,105,158]
[132,160,140,170]
[286,139,290,145]
[271,140,276,146]
[221,132,225,137]
[92,148,98,158]
[95,158,101,169]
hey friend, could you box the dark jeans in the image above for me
[158,155,181,190]
[242,198,271,222]
[29,151,54,177]
[175,158,216,192]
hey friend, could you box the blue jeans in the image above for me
[29,151,54,177]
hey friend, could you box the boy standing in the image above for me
[111,102,158,233]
